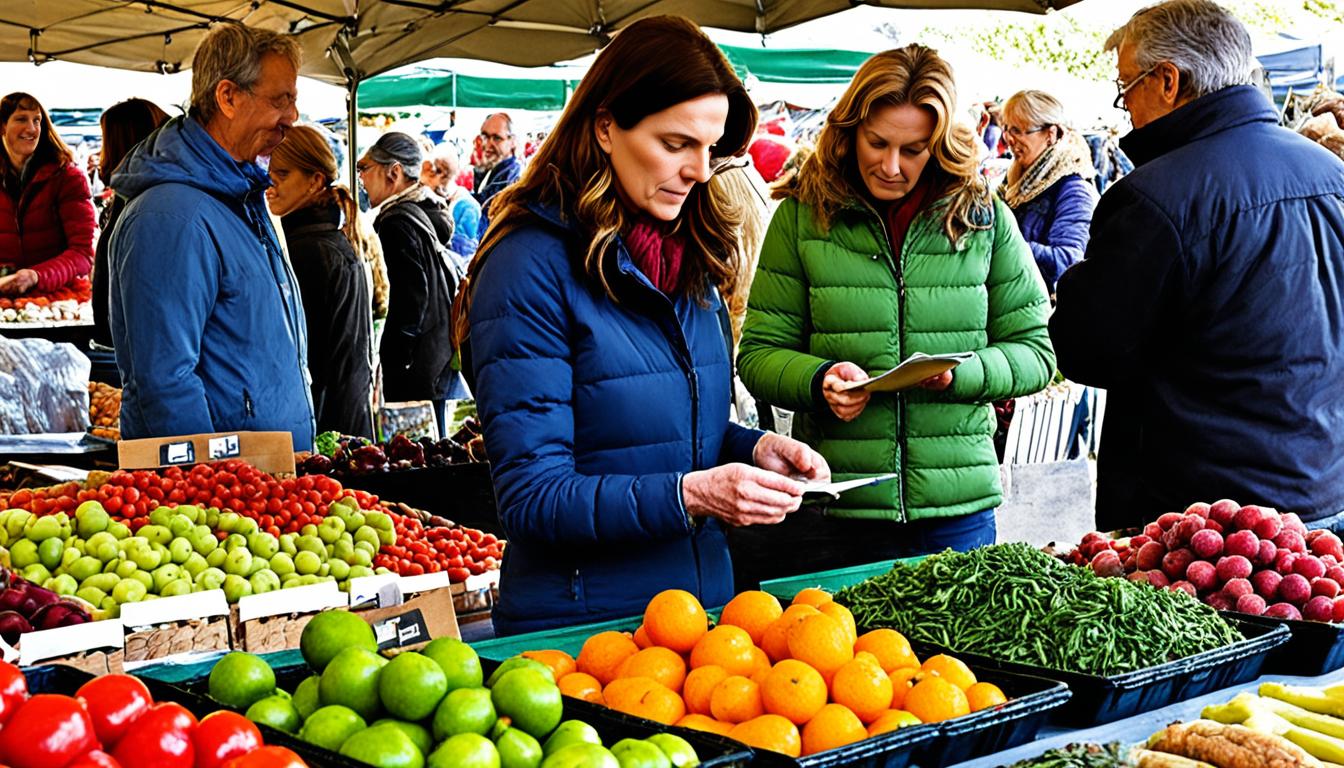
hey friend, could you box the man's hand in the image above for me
[822,362,872,421]
[753,431,831,483]
[682,464,804,526]
[0,270,39,296]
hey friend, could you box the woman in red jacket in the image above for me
[0,92,95,295]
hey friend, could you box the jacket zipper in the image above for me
[243,388,255,418]
[863,204,909,524]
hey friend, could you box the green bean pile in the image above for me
[1006,743,1132,767]
[833,543,1243,676]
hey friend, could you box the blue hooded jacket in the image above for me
[108,116,315,451]
[1052,86,1344,528]
[1010,174,1097,291]
[468,203,763,635]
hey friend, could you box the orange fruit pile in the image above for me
[529,588,1009,757]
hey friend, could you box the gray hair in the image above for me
[1002,90,1069,132]
[366,132,423,179]
[1105,0,1253,99]
[430,145,463,179]
[190,24,302,124]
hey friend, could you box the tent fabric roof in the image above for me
[3,0,1084,86]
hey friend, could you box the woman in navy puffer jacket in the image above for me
[458,16,830,636]
[999,90,1098,294]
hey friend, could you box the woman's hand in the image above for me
[918,370,953,391]
[0,270,39,296]
[682,463,804,527]
[753,431,830,483]
[822,362,872,421]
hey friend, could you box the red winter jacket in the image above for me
[0,161,96,290]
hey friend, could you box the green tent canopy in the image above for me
[357,45,878,110]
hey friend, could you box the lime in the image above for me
[491,668,562,740]
[301,609,377,671]
[540,744,619,768]
[486,656,554,687]
[432,687,496,741]
[542,721,601,756]
[611,739,672,768]
[645,734,699,768]
[374,719,434,756]
[208,651,277,710]
[339,723,426,768]
[246,694,302,733]
[496,725,544,768]
[293,675,322,720]
[319,646,387,720]
[299,704,367,751]
[428,733,501,768]
[423,637,484,692]
[379,651,448,721]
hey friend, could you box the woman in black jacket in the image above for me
[266,125,375,438]
[356,132,462,435]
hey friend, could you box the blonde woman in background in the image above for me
[267,125,376,437]
[737,45,1055,584]
[998,90,1098,293]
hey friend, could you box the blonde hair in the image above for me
[272,125,389,318]
[454,15,757,345]
[784,44,990,244]
[190,24,301,125]
[1002,90,1069,136]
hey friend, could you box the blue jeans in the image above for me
[725,508,996,591]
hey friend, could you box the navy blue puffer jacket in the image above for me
[468,203,763,635]
[1010,174,1097,291]
[1051,86,1344,529]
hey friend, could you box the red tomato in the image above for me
[111,702,196,768]
[0,694,97,768]
[76,673,154,748]
[221,746,308,768]
[0,659,28,724]
[192,711,262,768]
[66,750,123,768]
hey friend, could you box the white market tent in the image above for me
[2,0,1085,183]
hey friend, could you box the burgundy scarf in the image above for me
[624,218,685,294]
[884,173,940,256]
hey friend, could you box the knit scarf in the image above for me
[373,182,437,227]
[624,218,685,294]
[999,131,1095,210]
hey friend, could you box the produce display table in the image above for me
[950,663,1344,767]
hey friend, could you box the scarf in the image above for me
[999,130,1095,210]
[884,172,940,256]
[624,217,685,294]
[373,182,437,227]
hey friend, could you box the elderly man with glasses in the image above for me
[1050,0,1344,534]
[473,112,523,212]
[107,23,315,450]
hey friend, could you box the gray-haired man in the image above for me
[1051,0,1344,532]
[109,23,315,450]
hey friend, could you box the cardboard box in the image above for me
[16,617,126,672]
[233,578,459,654]
[118,431,296,475]
[119,590,234,665]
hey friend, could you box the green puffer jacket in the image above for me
[738,192,1054,522]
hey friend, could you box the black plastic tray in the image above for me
[179,660,754,768]
[24,664,336,766]
[907,616,1289,728]
[911,666,1071,768]
[1221,610,1344,676]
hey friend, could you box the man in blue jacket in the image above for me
[472,113,522,213]
[109,24,315,451]
[1051,0,1344,531]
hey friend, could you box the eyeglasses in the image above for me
[242,85,298,111]
[1113,65,1160,110]
[1004,125,1049,139]
[479,131,512,144]
[356,161,377,174]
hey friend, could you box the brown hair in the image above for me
[453,15,757,344]
[99,98,169,187]
[271,125,379,269]
[0,92,73,176]
[784,45,990,243]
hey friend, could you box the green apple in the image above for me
[190,525,218,555]
[218,511,241,533]
[169,537,194,564]
[167,515,194,539]
[250,569,281,595]
[106,521,131,540]
[151,564,183,593]
[224,548,253,577]
[196,567,227,591]
[50,573,78,596]
[222,574,253,602]
[247,533,279,560]
[182,552,209,578]
[113,578,148,603]
[140,524,172,546]
[294,551,322,576]
[279,533,298,557]
[10,539,39,569]
[206,548,228,569]
[75,501,110,537]
[149,506,175,527]
[176,504,201,523]
[317,516,346,544]
[67,556,102,582]
[224,533,248,552]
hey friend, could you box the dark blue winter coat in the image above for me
[1009,174,1097,291]
[1051,85,1344,530]
[468,203,763,635]
[108,116,315,450]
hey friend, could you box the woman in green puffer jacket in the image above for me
[734,44,1055,585]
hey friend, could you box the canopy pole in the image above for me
[347,74,360,194]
